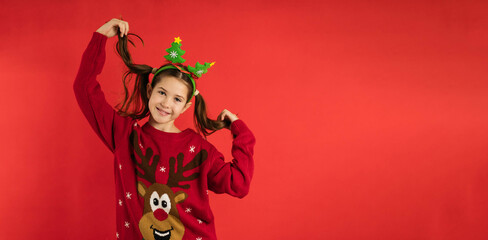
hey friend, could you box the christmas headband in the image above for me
[152,37,215,103]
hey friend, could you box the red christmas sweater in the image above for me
[74,32,256,240]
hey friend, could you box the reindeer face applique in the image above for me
[131,130,208,240]
[137,183,187,240]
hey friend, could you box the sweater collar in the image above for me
[142,122,194,139]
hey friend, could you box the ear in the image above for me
[174,191,188,204]
[181,101,192,114]
[146,83,152,99]
[137,181,147,197]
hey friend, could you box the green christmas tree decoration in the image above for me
[188,62,215,78]
[164,38,186,63]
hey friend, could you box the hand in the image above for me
[96,18,129,38]
[218,109,239,129]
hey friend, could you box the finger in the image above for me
[126,22,129,35]
[122,22,128,36]
[119,23,125,37]
[117,23,122,37]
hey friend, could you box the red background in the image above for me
[1,0,487,239]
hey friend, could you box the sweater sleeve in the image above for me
[207,119,256,198]
[73,32,132,153]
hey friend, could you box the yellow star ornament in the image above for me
[174,37,182,44]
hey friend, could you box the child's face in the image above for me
[147,76,192,129]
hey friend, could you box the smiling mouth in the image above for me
[151,226,173,240]
[156,107,170,116]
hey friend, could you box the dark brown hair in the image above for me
[114,33,229,138]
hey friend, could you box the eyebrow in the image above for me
[158,87,186,100]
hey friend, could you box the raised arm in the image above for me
[207,119,256,198]
[73,19,132,153]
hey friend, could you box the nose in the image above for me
[153,208,168,221]
[162,95,172,107]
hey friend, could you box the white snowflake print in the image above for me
[206,190,209,195]
[185,208,192,213]
[139,143,143,149]
[125,221,130,228]
[160,166,166,172]
[134,122,137,127]
[196,237,202,240]
[126,192,132,199]
[170,51,178,58]
[118,199,123,206]
[119,164,122,170]
[189,145,195,153]
[197,219,203,224]
[116,232,119,238]
[196,70,204,76]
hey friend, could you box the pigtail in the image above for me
[193,93,230,139]
[114,32,153,119]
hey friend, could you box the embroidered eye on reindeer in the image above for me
[130,130,207,240]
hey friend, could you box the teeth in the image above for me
[154,230,170,237]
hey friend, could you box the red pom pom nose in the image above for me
[153,209,168,221]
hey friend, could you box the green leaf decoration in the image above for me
[188,62,215,78]
[164,41,186,63]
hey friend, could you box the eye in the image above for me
[158,91,166,95]
[175,98,182,102]
[150,191,160,212]
[160,194,172,214]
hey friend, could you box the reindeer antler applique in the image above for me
[130,130,160,184]
[167,150,208,189]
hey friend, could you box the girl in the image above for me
[74,18,256,240]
